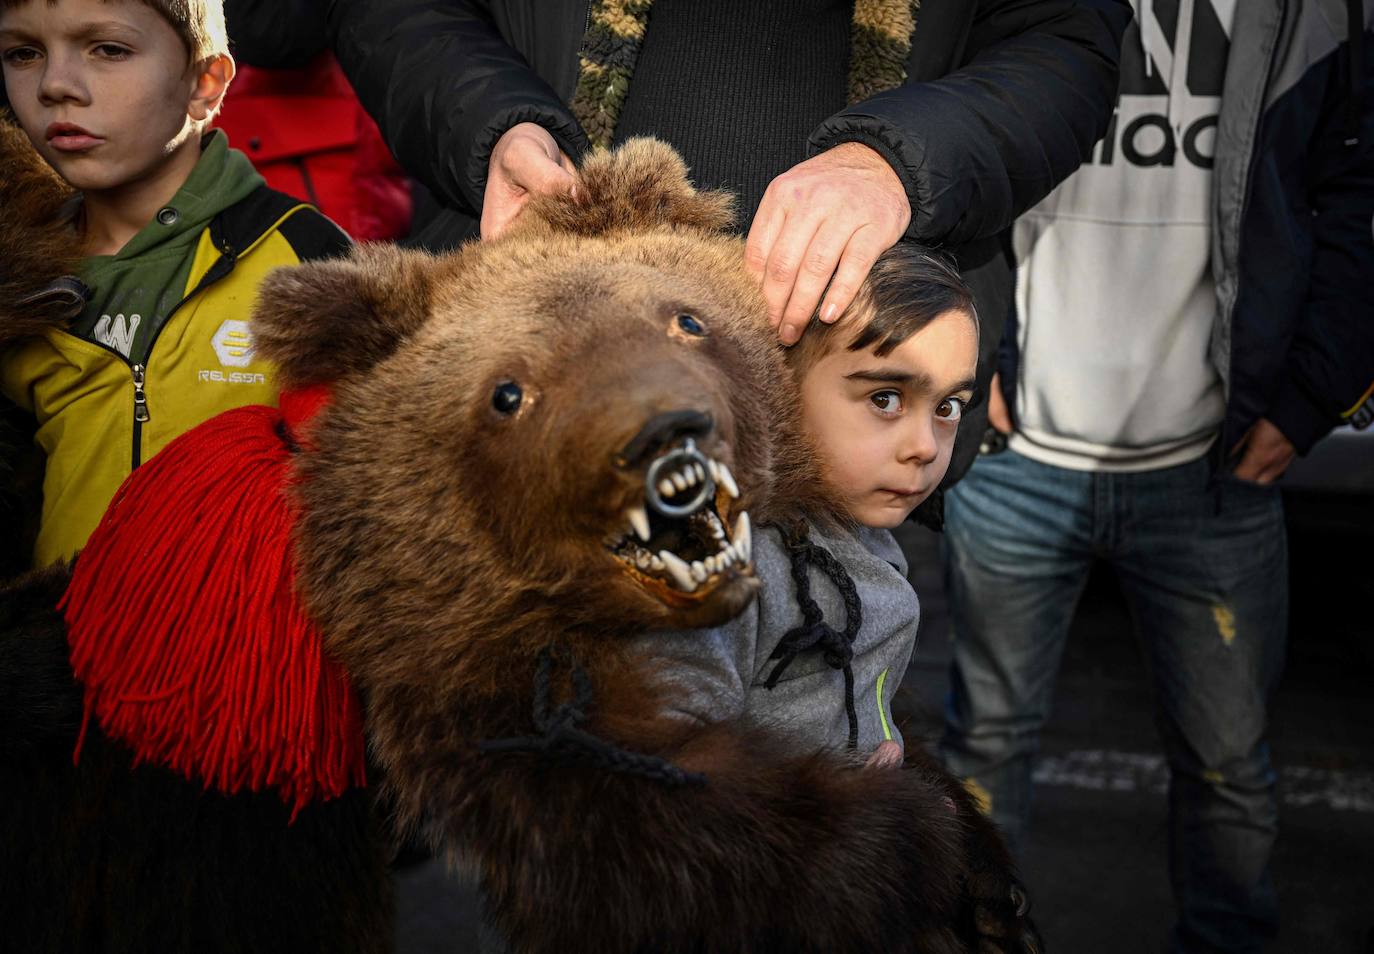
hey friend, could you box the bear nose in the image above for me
[616,410,714,468]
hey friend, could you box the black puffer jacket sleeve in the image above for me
[226,0,329,68]
[324,0,590,215]
[810,0,1132,245]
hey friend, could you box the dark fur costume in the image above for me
[1,133,1037,953]
[0,584,391,953]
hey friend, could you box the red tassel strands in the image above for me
[59,399,365,817]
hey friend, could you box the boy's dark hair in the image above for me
[788,244,978,373]
[0,0,228,62]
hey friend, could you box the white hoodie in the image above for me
[1009,0,1236,471]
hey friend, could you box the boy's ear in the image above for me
[188,52,234,123]
[250,244,438,389]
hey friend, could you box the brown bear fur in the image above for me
[0,115,85,347]
[247,139,1035,953]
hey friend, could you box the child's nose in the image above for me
[898,417,939,465]
[38,53,88,106]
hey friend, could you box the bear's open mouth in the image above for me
[609,437,752,599]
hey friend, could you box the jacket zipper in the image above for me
[110,239,239,469]
[130,363,150,470]
[126,251,235,468]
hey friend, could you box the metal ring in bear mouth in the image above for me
[645,437,714,518]
[612,439,751,595]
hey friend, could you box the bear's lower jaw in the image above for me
[612,504,750,589]
[610,513,757,626]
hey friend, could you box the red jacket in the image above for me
[215,53,411,242]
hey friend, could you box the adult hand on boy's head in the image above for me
[1230,418,1297,485]
[482,122,578,239]
[745,142,910,346]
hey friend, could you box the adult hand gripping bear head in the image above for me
[484,122,911,348]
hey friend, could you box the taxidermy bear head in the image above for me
[252,139,829,701]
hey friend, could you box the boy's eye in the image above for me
[92,43,132,59]
[936,397,965,422]
[870,390,903,414]
[2,46,41,66]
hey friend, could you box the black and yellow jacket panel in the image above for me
[0,138,350,568]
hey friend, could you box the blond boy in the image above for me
[0,0,348,566]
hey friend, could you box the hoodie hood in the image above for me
[71,131,264,362]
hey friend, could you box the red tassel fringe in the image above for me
[60,403,366,817]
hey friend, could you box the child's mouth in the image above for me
[46,124,103,152]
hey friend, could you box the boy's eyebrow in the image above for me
[0,20,141,42]
[0,19,143,39]
[845,369,978,395]
[68,20,144,41]
[845,369,927,387]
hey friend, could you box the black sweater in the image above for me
[614,0,850,224]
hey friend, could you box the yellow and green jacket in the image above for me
[0,134,350,567]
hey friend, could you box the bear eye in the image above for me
[676,313,706,336]
[492,381,523,415]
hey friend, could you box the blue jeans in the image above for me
[940,449,1286,954]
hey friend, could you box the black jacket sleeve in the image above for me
[1267,20,1374,454]
[226,0,330,68]
[810,0,1132,246]
[324,0,589,216]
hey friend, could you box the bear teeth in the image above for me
[616,504,750,595]
[716,461,739,499]
[657,456,735,500]
[732,512,751,563]
[658,550,696,592]
[627,505,651,542]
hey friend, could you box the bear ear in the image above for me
[251,244,438,388]
[0,115,85,348]
[519,137,736,238]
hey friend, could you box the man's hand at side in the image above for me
[745,143,911,345]
[482,122,578,239]
[1230,418,1297,485]
[987,372,1012,434]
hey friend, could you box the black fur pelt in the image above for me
[0,401,42,581]
[0,569,395,954]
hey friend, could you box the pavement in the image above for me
[394,503,1374,954]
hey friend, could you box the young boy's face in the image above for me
[0,0,202,193]
[799,308,978,529]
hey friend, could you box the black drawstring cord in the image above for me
[478,645,704,787]
[765,525,863,750]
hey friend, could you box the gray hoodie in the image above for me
[635,521,919,755]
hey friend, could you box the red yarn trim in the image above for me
[279,383,332,447]
[60,404,365,817]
